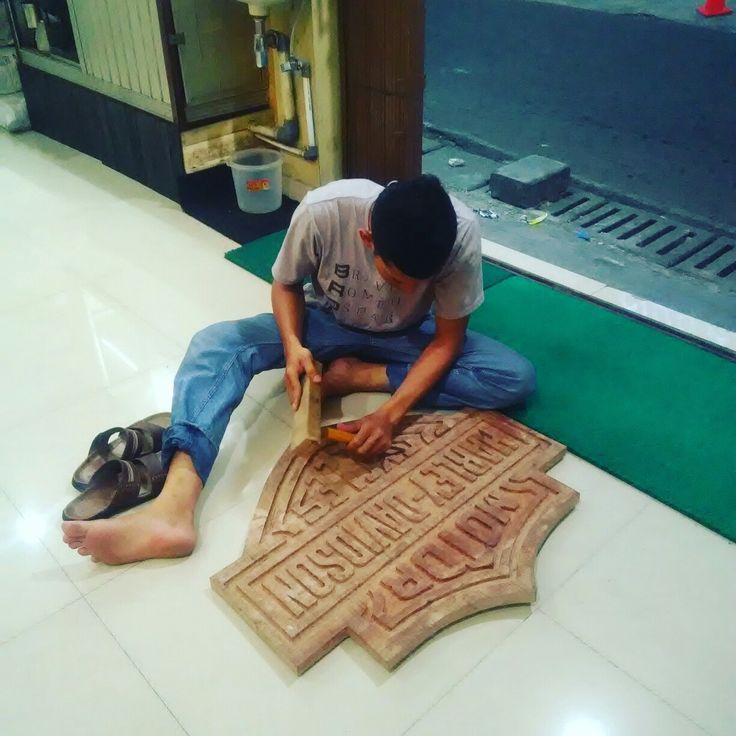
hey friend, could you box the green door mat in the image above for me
[471,277,736,542]
[225,230,288,284]
[226,232,736,541]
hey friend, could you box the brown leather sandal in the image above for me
[63,452,168,521]
[71,413,170,492]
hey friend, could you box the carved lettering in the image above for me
[384,489,431,522]
[456,506,504,547]
[261,573,318,616]
[409,464,464,506]
[288,559,335,598]
[356,510,405,543]
[412,541,468,581]
[338,519,386,554]
[293,477,346,524]
[438,527,489,563]
[444,445,495,477]
[307,546,354,583]
[382,564,432,600]
[214,410,578,673]
[363,501,414,534]
[478,424,523,456]
[331,528,383,565]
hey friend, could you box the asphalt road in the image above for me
[424,0,736,231]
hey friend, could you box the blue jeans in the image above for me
[162,306,536,483]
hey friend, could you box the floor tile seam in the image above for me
[79,597,192,736]
[195,416,291,529]
[4,195,123,235]
[537,499,654,613]
[0,384,117,457]
[532,492,652,608]
[0,485,136,601]
[0,269,186,363]
[1,484,86,639]
[74,276,192,355]
[100,352,186,403]
[0,283,73,320]
[1,355,156,439]
[21,202,174,244]
[0,595,85,651]
[243,392,293,429]
[74,561,144,597]
[0,278,79,316]
[399,609,536,736]
[539,608,714,735]
[1,304,182,376]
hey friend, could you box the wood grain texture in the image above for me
[340,0,424,183]
[212,410,579,673]
[291,362,323,449]
[68,0,170,104]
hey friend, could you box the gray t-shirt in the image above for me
[271,179,484,332]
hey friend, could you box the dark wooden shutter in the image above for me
[340,0,425,184]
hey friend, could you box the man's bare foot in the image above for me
[61,499,196,565]
[61,451,202,565]
[322,357,390,397]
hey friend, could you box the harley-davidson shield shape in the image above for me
[212,410,578,673]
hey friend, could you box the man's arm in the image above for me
[382,314,468,422]
[271,280,320,410]
[340,315,468,455]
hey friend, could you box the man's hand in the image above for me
[284,343,321,410]
[337,409,395,457]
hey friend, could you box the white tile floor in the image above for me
[1,130,734,736]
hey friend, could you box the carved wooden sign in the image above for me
[212,410,578,673]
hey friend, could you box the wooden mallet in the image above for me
[290,361,356,450]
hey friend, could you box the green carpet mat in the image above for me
[471,277,736,542]
[225,232,512,290]
[225,230,287,284]
[225,232,736,541]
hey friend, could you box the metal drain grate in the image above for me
[549,189,736,287]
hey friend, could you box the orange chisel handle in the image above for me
[324,427,356,444]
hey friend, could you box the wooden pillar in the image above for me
[340,0,425,184]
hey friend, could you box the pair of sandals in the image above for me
[62,413,171,522]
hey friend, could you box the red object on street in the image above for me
[697,0,733,16]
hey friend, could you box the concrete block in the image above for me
[490,155,571,208]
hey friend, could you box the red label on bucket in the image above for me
[247,178,271,192]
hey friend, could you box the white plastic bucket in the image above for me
[228,148,283,214]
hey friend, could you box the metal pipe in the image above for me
[301,61,317,151]
[275,48,297,127]
[253,133,311,158]
[253,16,268,68]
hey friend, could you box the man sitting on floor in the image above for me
[62,174,536,564]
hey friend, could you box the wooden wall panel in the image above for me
[20,65,184,201]
[70,0,170,104]
[340,0,424,183]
